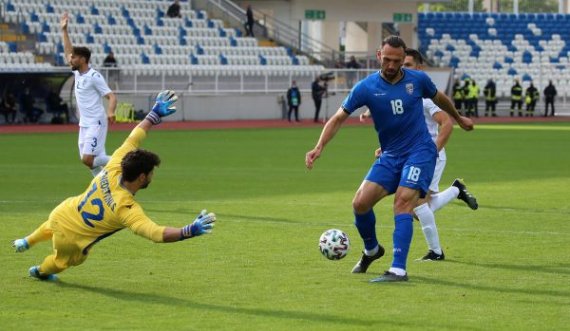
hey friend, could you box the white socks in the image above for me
[429,186,459,212]
[93,154,110,168]
[89,154,110,177]
[90,166,103,177]
[365,245,379,257]
[414,202,442,255]
[388,267,407,276]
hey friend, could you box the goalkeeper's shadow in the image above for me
[55,281,381,327]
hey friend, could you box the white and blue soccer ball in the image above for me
[319,229,350,260]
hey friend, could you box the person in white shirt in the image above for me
[61,12,117,176]
[361,48,478,261]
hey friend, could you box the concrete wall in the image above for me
[113,66,450,122]
[115,92,349,122]
[234,0,418,55]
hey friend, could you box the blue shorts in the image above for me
[364,144,437,198]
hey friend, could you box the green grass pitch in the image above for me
[1,122,569,330]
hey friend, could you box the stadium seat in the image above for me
[419,11,570,91]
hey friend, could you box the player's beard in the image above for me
[383,68,398,80]
[71,63,79,71]
[140,178,151,189]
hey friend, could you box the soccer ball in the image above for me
[318,229,350,260]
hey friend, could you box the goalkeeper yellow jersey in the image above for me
[50,127,165,252]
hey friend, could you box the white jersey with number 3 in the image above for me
[423,98,446,161]
[73,68,112,126]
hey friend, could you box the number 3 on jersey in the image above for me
[391,99,404,115]
[77,182,105,228]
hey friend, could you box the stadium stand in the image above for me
[2,0,324,83]
[418,12,570,97]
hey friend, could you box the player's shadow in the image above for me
[55,282,381,327]
[413,274,570,299]
[446,259,570,276]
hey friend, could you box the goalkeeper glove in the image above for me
[180,210,216,240]
[146,90,178,125]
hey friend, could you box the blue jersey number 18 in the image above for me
[390,99,404,115]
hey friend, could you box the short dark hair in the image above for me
[404,48,424,65]
[72,46,91,63]
[121,149,161,182]
[381,35,407,50]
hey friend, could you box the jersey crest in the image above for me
[406,83,414,95]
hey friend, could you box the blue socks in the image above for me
[354,209,378,251]
[391,213,413,270]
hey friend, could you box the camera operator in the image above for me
[312,73,333,123]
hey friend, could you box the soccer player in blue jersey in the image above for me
[305,36,474,282]
[13,90,216,281]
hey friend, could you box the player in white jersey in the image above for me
[361,48,478,261]
[61,12,117,176]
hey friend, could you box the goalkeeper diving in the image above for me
[12,90,216,281]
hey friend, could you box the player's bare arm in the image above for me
[60,12,72,65]
[431,91,474,131]
[432,111,453,151]
[105,92,117,124]
[306,108,349,170]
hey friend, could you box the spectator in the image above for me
[543,80,557,117]
[345,56,361,89]
[245,4,254,37]
[103,51,117,68]
[0,91,17,124]
[21,88,43,123]
[311,77,326,123]
[46,90,70,124]
[103,51,119,88]
[166,0,182,18]
[286,81,301,122]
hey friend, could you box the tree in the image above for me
[499,0,558,13]
[418,0,485,12]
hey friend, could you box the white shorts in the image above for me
[78,122,108,157]
[429,156,446,193]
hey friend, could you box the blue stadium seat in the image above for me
[522,73,532,81]
[90,5,99,16]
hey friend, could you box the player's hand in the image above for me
[61,12,69,30]
[181,210,216,239]
[152,90,178,117]
[108,114,116,124]
[374,147,382,158]
[305,147,321,170]
[457,115,474,131]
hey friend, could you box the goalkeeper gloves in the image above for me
[180,210,216,240]
[146,90,178,125]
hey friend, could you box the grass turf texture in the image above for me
[1,123,569,330]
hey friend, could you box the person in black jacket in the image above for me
[311,77,326,123]
[245,5,254,37]
[483,79,497,117]
[286,81,301,122]
[167,0,182,18]
[543,80,557,117]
